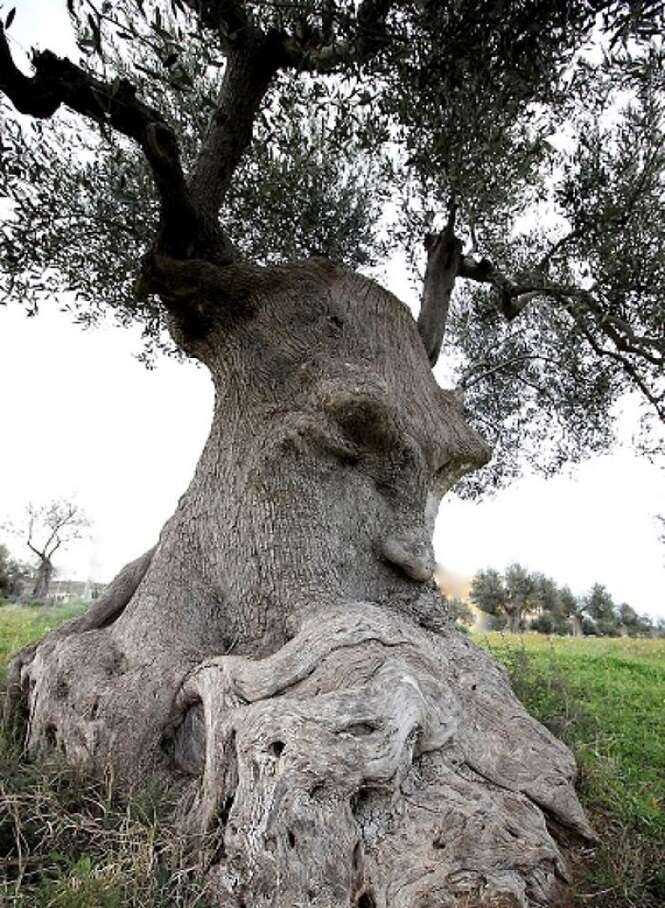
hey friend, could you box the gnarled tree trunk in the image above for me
[7,260,594,907]
[31,556,53,601]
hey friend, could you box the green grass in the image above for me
[1,605,664,906]
[475,632,665,906]
[0,601,88,681]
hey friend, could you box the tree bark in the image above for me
[31,557,53,600]
[504,602,523,634]
[7,260,594,907]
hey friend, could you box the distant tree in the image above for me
[636,613,655,637]
[617,602,639,634]
[469,567,505,617]
[528,573,571,635]
[18,502,90,600]
[503,563,538,633]
[0,543,30,599]
[0,544,15,598]
[558,586,586,637]
[470,563,537,633]
[584,583,620,637]
[617,603,655,637]
[470,572,651,638]
[444,595,474,630]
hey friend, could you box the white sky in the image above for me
[0,1,664,619]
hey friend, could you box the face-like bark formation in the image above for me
[7,261,594,907]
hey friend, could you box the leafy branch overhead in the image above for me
[0,0,663,487]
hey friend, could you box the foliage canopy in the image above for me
[0,0,663,489]
[470,563,657,635]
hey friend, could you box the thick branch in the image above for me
[417,215,463,367]
[457,255,543,317]
[0,26,199,257]
[184,1,394,235]
[187,34,284,229]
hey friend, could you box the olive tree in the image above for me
[469,563,539,633]
[2,1,664,905]
[583,582,620,636]
[23,500,89,599]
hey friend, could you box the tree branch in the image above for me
[459,354,562,391]
[457,255,544,317]
[417,205,463,367]
[537,228,584,273]
[187,33,284,230]
[460,251,665,419]
[184,1,395,228]
[180,0,252,46]
[572,313,665,421]
[458,254,664,367]
[26,541,43,559]
[47,536,64,560]
[0,25,200,258]
[281,0,394,72]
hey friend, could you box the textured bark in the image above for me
[7,261,595,907]
[31,557,53,600]
[417,228,463,367]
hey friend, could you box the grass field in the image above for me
[477,632,665,834]
[0,602,88,681]
[1,604,663,906]
[476,632,665,905]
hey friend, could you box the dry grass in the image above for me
[0,740,215,906]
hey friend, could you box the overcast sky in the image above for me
[1,1,664,619]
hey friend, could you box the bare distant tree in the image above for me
[23,501,89,600]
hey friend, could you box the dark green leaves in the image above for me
[1,0,663,482]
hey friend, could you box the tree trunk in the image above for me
[570,615,583,638]
[31,556,53,600]
[505,603,522,634]
[7,260,594,907]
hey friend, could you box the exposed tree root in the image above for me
[161,603,595,907]
[3,547,154,724]
[5,594,594,906]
